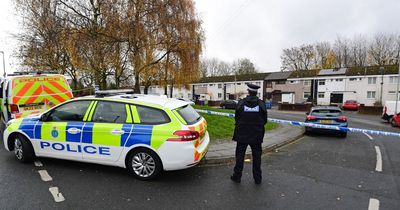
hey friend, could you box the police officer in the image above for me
[231,83,268,184]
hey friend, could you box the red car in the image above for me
[390,113,400,127]
[342,100,359,111]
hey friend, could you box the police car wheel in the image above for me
[13,135,34,163]
[127,148,162,180]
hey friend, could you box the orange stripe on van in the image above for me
[43,86,66,103]
[25,87,43,104]
[13,82,35,104]
[49,81,68,93]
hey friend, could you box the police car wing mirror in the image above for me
[40,113,50,122]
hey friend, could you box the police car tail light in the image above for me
[306,115,316,121]
[10,104,19,114]
[168,130,200,142]
[337,116,347,122]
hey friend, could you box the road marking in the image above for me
[374,146,382,172]
[368,198,379,210]
[38,170,53,182]
[363,132,374,140]
[34,160,43,167]
[49,187,65,203]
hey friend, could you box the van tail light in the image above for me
[306,115,317,121]
[337,116,348,122]
[10,104,19,114]
[167,130,200,142]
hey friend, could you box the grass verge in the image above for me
[193,105,279,141]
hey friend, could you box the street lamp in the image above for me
[0,51,5,77]
[396,61,400,114]
[379,66,384,105]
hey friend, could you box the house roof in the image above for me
[196,73,270,83]
[346,65,399,76]
[264,71,292,81]
[318,68,347,76]
[288,69,321,78]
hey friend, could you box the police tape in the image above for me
[195,109,400,138]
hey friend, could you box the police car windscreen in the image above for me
[177,105,201,125]
[311,109,342,117]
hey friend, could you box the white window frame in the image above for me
[318,80,326,86]
[218,93,222,98]
[368,77,377,85]
[318,92,325,98]
[303,80,311,86]
[303,92,311,99]
[389,76,398,84]
[218,83,222,88]
[367,91,376,99]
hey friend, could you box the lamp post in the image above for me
[379,66,384,105]
[396,61,400,114]
[0,51,5,77]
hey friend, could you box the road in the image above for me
[0,110,399,209]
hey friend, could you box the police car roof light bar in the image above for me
[95,89,135,97]
[8,70,59,76]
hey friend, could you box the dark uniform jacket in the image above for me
[233,95,268,144]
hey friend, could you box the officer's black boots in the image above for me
[230,174,241,183]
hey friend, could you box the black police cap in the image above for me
[246,83,260,92]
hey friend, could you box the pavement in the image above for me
[203,124,304,165]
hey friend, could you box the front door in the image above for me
[82,101,133,162]
[34,100,92,159]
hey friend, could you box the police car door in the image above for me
[82,101,132,162]
[36,100,92,159]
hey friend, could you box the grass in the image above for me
[193,105,279,141]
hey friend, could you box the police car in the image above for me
[3,93,209,180]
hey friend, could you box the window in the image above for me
[349,78,357,81]
[48,100,92,122]
[367,91,376,99]
[303,80,311,86]
[209,84,214,87]
[92,101,127,123]
[368,77,377,84]
[388,91,397,95]
[237,83,241,85]
[303,92,311,99]
[318,92,325,98]
[289,80,298,84]
[218,83,222,88]
[318,80,325,85]
[137,106,170,125]
[389,76,398,84]
[276,81,286,85]
[176,105,201,125]
[226,83,232,88]
[336,78,343,82]
[266,82,272,88]
[218,93,222,98]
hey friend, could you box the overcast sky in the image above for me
[194,0,400,72]
[0,0,399,74]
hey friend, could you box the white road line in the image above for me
[34,160,43,167]
[49,187,65,203]
[38,170,53,182]
[363,132,374,140]
[374,146,383,172]
[368,198,380,210]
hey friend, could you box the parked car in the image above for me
[382,101,400,122]
[220,100,238,109]
[390,112,400,127]
[305,106,348,137]
[342,100,359,111]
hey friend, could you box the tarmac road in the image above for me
[0,110,399,209]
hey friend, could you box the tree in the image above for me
[281,44,314,71]
[200,57,233,77]
[233,58,258,75]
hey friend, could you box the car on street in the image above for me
[305,106,348,137]
[3,92,209,180]
[220,100,238,109]
[390,112,400,127]
[382,101,400,122]
[342,100,359,111]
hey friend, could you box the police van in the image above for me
[0,72,73,123]
[4,93,209,180]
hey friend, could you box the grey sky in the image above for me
[195,0,400,72]
[0,0,399,74]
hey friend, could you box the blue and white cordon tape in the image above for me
[195,109,400,138]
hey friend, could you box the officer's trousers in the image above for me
[233,142,262,182]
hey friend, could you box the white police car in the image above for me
[4,93,209,180]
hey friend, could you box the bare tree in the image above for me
[233,58,258,75]
[281,44,314,71]
[368,33,397,65]
[333,36,351,68]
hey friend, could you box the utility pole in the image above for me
[379,66,384,105]
[0,51,5,77]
